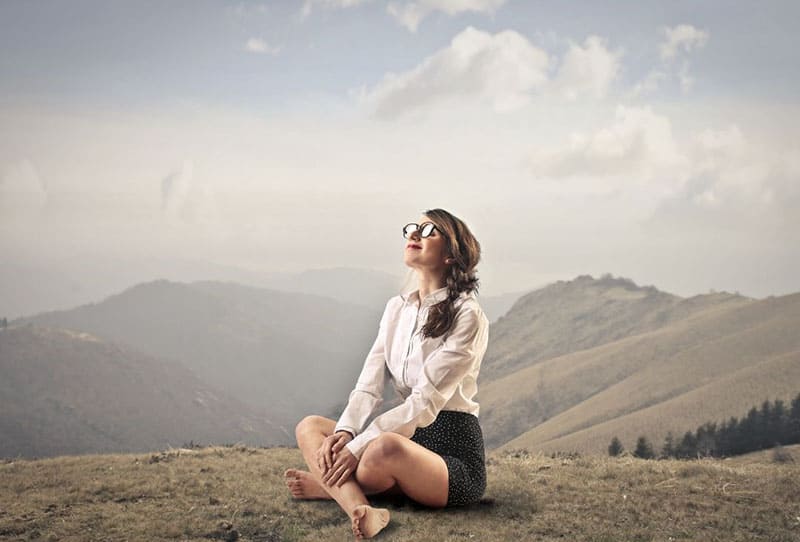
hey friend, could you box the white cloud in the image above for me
[530,105,687,192]
[660,24,709,61]
[552,35,622,101]
[629,69,667,98]
[387,0,506,32]
[630,23,708,96]
[244,38,281,55]
[359,26,549,118]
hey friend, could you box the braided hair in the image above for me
[418,208,482,339]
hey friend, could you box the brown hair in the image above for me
[418,208,482,339]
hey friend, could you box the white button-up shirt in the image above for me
[335,285,490,458]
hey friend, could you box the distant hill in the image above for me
[480,274,751,382]
[18,280,384,430]
[0,325,290,458]
[477,275,800,454]
[258,266,403,310]
[0,257,403,320]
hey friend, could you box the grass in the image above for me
[1,445,799,541]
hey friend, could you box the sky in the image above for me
[1,0,799,302]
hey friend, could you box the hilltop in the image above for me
[478,275,800,453]
[1,445,797,541]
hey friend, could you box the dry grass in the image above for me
[1,445,799,541]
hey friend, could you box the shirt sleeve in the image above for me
[345,304,489,459]
[334,299,392,438]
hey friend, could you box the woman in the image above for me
[285,208,490,539]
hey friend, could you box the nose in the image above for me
[409,229,422,242]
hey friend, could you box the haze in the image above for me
[2,0,799,318]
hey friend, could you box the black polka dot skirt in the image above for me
[410,410,486,507]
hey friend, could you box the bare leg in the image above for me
[355,432,450,508]
[294,415,390,539]
[284,468,403,501]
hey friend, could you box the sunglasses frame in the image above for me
[403,222,439,239]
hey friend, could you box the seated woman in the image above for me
[285,208,490,539]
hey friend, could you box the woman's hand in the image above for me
[322,445,359,487]
[316,431,353,473]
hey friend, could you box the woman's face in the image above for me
[403,215,449,272]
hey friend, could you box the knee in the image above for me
[360,432,406,470]
[295,415,327,443]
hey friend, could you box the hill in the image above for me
[18,280,384,428]
[480,287,800,453]
[0,445,796,541]
[480,274,751,382]
[0,325,289,458]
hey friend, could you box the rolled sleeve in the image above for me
[345,305,489,459]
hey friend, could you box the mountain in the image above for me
[0,324,290,458]
[258,266,404,310]
[480,274,751,382]
[19,280,384,429]
[0,255,403,320]
[477,275,800,453]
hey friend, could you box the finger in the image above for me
[321,443,332,471]
[322,458,337,483]
[332,438,346,453]
[327,465,345,487]
[335,467,351,487]
[324,459,344,485]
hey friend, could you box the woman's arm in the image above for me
[344,304,489,459]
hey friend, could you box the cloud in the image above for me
[359,26,549,118]
[552,35,622,101]
[301,0,371,18]
[530,105,687,190]
[629,69,668,98]
[244,37,281,55]
[644,124,800,250]
[0,159,47,223]
[359,27,626,118]
[660,24,709,61]
[161,160,193,218]
[387,0,506,33]
[630,23,708,96]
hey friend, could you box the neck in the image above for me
[416,271,447,302]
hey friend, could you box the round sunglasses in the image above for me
[403,222,439,239]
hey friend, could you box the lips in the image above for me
[407,244,422,249]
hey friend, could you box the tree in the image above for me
[633,436,655,459]
[770,399,788,445]
[660,432,676,459]
[696,422,718,457]
[676,431,698,459]
[789,393,800,444]
[739,406,760,454]
[608,436,624,457]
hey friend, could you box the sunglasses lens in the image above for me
[420,223,435,237]
[402,223,417,239]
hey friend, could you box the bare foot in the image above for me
[351,504,390,540]
[284,468,331,500]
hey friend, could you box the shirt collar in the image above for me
[401,285,450,307]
